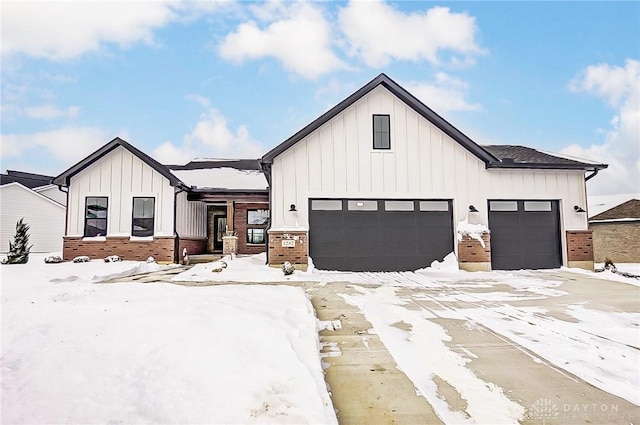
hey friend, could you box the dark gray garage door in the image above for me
[309,199,453,272]
[488,200,561,270]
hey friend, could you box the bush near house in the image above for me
[3,218,32,264]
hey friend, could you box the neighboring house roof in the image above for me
[589,199,640,222]
[261,73,607,172]
[0,170,54,188]
[53,137,186,188]
[169,160,268,192]
[589,193,640,218]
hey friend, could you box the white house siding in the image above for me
[34,185,68,206]
[66,146,174,237]
[175,191,207,239]
[270,86,588,261]
[0,183,65,253]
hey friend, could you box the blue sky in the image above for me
[1,0,638,195]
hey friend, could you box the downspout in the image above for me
[57,184,69,239]
[585,168,599,181]
[173,186,186,264]
[261,161,272,266]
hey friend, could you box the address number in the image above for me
[281,239,296,247]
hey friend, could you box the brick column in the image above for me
[457,232,491,272]
[566,230,594,270]
[267,230,308,269]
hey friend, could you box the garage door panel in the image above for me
[489,200,561,270]
[309,198,453,272]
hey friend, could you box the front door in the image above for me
[214,216,227,252]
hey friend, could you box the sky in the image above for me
[1,0,638,196]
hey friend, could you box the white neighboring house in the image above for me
[0,182,66,254]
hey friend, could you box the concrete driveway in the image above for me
[310,269,640,424]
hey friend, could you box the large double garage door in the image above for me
[309,199,453,272]
[488,200,562,270]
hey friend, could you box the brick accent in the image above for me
[63,236,175,262]
[590,221,640,263]
[178,237,207,261]
[457,232,491,270]
[566,230,594,262]
[234,202,269,255]
[268,230,308,266]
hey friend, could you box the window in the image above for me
[247,228,265,244]
[373,114,390,149]
[85,197,108,237]
[247,209,269,225]
[132,197,155,237]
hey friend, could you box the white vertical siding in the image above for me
[270,85,590,240]
[66,146,175,236]
[175,191,207,238]
[1,184,65,253]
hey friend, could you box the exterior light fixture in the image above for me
[469,205,479,213]
[573,205,586,213]
[289,204,297,212]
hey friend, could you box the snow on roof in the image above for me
[588,193,640,218]
[171,167,267,190]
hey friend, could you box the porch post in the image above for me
[226,201,234,232]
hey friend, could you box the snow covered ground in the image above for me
[1,254,336,424]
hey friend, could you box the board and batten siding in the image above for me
[175,191,207,238]
[0,183,65,253]
[270,85,588,234]
[66,146,174,237]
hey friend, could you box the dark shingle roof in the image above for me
[590,199,640,220]
[1,170,54,188]
[482,145,607,170]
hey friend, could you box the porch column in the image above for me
[226,201,234,232]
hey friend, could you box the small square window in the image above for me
[373,115,390,149]
[247,228,265,244]
[247,209,269,225]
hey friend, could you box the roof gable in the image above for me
[590,199,640,220]
[261,73,607,172]
[262,73,498,165]
[53,137,185,188]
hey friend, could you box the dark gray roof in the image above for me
[53,137,186,188]
[261,73,499,166]
[483,145,607,170]
[590,199,640,221]
[261,73,607,172]
[168,159,262,171]
[1,170,54,188]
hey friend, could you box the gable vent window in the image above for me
[132,197,155,237]
[373,114,391,149]
[84,197,108,237]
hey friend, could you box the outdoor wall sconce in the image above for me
[289,204,297,212]
[468,205,479,213]
[574,205,586,213]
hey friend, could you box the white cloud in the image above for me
[24,105,80,120]
[403,73,481,113]
[2,1,181,60]
[218,2,346,79]
[338,1,484,68]
[1,127,109,169]
[152,104,263,164]
[563,59,640,195]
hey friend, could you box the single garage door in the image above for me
[309,199,453,272]
[488,200,561,270]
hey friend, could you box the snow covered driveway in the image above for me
[1,258,336,424]
[336,268,640,424]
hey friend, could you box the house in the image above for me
[260,73,607,272]
[589,198,640,263]
[1,170,66,253]
[52,138,268,262]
